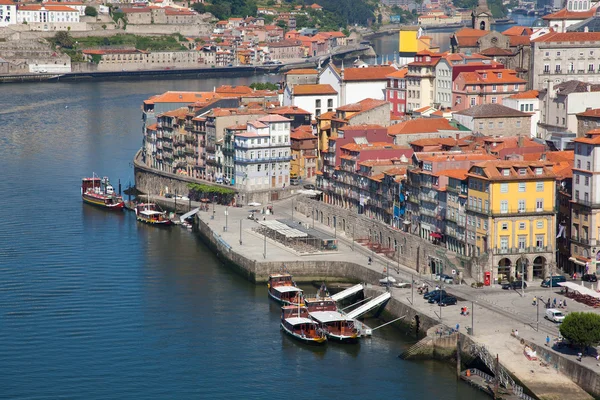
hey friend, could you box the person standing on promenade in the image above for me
[533,296,537,306]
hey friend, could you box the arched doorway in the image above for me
[480,21,486,30]
[498,258,511,282]
[533,256,546,279]
[516,257,528,281]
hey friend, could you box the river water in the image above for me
[0,78,486,399]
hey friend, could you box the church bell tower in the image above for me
[472,0,492,31]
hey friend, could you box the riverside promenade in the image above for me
[160,193,595,400]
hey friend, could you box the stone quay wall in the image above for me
[295,197,467,279]
[522,338,600,398]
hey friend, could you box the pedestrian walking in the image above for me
[553,298,557,307]
[564,299,567,308]
[546,336,550,346]
[456,323,460,332]
[533,296,537,306]
[578,352,583,362]
[559,299,563,308]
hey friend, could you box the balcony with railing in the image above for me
[492,246,553,255]
[571,236,596,246]
[235,156,292,164]
[573,198,600,209]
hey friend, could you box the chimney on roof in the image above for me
[540,153,547,161]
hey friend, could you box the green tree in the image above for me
[84,6,98,17]
[377,13,382,24]
[207,3,231,20]
[276,19,287,29]
[191,3,206,13]
[560,312,600,349]
[250,82,279,90]
[54,31,75,48]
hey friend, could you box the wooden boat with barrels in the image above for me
[267,272,303,306]
[305,296,359,343]
[81,175,124,210]
[135,203,172,226]
[280,305,326,345]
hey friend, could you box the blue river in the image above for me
[0,78,487,399]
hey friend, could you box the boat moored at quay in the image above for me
[81,175,125,210]
[280,305,327,345]
[135,203,172,226]
[305,297,359,343]
[267,272,303,306]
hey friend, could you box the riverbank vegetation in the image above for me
[454,0,507,17]
[51,32,188,61]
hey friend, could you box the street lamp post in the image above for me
[352,223,355,251]
[334,216,337,238]
[471,300,475,336]
[263,231,267,259]
[211,196,215,220]
[239,218,243,245]
[312,209,315,228]
[291,198,294,222]
[224,206,228,231]
[520,255,526,297]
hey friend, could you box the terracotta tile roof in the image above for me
[410,138,463,147]
[434,169,470,180]
[285,68,318,75]
[146,123,158,130]
[383,167,408,176]
[419,153,496,162]
[546,150,574,163]
[267,106,311,115]
[318,111,336,120]
[216,85,253,94]
[225,124,248,131]
[143,91,218,104]
[468,160,556,181]
[533,31,600,42]
[339,124,386,131]
[341,142,410,152]
[554,80,600,95]
[208,108,267,117]
[480,47,514,56]
[343,66,398,82]
[509,36,531,46]
[413,105,434,113]
[336,98,387,112]
[20,4,77,11]
[509,90,539,99]
[454,104,530,118]
[290,129,315,140]
[452,28,489,47]
[387,67,408,79]
[574,130,600,144]
[387,118,458,135]
[502,26,534,36]
[542,7,598,20]
[257,114,291,123]
[292,84,337,95]
[577,108,600,117]
[160,107,189,118]
[268,40,301,48]
[553,161,574,180]
[457,68,525,85]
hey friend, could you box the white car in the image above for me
[545,308,565,323]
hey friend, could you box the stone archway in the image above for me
[516,257,530,281]
[533,256,546,279]
[480,21,486,30]
[498,258,511,282]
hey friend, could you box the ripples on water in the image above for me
[0,78,486,399]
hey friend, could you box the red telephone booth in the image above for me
[484,272,491,286]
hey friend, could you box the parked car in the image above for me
[545,308,565,323]
[428,292,449,304]
[541,275,566,288]
[502,281,527,290]
[303,184,316,190]
[437,274,453,284]
[583,274,598,282]
[165,193,173,198]
[424,289,446,300]
[438,296,458,307]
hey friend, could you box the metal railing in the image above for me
[492,246,553,255]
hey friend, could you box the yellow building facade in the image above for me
[466,161,556,283]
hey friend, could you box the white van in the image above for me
[545,308,565,323]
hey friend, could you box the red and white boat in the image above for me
[81,175,124,210]
[135,203,172,226]
[267,273,303,306]
[281,305,326,345]
[305,292,359,343]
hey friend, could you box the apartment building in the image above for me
[452,69,526,111]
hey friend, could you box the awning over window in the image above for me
[569,257,588,267]
[430,232,442,239]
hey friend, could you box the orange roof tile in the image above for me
[577,108,600,117]
[509,36,531,46]
[341,142,409,152]
[267,106,311,115]
[293,84,337,95]
[502,26,534,36]
[143,91,218,104]
[343,66,398,81]
[318,111,336,120]
[160,107,189,118]
[546,150,574,163]
[542,7,597,20]
[419,153,496,162]
[553,161,574,180]
[387,67,408,79]
[434,169,469,180]
[468,160,556,180]
[456,69,525,85]
[383,167,408,176]
[336,98,387,113]
[388,118,458,135]
[215,85,253,94]
[290,129,315,140]
[533,31,600,42]
[339,124,386,131]
[509,90,539,99]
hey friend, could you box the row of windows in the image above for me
[543,63,600,73]
[500,182,545,193]
[574,174,590,186]
[499,235,546,249]
[315,99,333,108]
[238,162,289,171]
[575,159,591,169]
[478,120,521,130]
[520,103,534,112]
[464,83,520,92]
[388,90,405,100]
[499,220,546,230]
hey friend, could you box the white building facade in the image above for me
[283,84,338,118]
[234,115,292,192]
[17,5,80,24]
[0,0,17,27]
